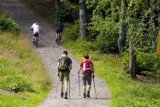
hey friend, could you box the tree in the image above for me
[86,0,160,79]
[118,0,127,54]
[79,0,87,38]
[55,0,60,11]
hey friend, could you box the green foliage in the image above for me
[64,21,79,41]
[137,53,160,76]
[86,0,120,53]
[126,2,157,53]
[57,0,77,22]
[64,37,160,107]
[56,9,69,20]
[0,75,33,93]
[122,52,160,76]
[0,33,50,106]
[86,0,160,54]
[86,0,99,9]
[0,13,19,34]
[88,16,119,53]
[64,36,160,107]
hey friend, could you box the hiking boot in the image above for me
[83,93,86,98]
[61,92,63,98]
[64,92,68,99]
[87,91,90,98]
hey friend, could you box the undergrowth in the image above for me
[63,39,160,107]
[0,32,50,107]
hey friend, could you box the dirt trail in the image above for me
[0,0,110,107]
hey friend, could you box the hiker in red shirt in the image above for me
[78,54,95,98]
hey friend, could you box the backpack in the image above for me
[59,56,68,71]
[82,61,93,74]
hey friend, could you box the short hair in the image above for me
[83,54,89,59]
[63,50,68,55]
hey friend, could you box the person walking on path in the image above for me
[57,51,72,99]
[78,54,95,98]
[31,22,41,44]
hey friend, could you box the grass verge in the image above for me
[0,32,50,107]
[63,39,160,107]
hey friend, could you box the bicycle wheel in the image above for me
[57,33,60,46]
[35,37,38,48]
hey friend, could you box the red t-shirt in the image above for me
[80,59,93,74]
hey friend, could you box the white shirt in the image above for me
[31,23,40,34]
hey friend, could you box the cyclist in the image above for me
[31,22,40,44]
[56,18,63,42]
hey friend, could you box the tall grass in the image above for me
[0,32,50,107]
[63,39,160,107]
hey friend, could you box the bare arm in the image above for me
[69,64,72,71]
[92,67,95,76]
[77,66,82,74]
[56,62,60,76]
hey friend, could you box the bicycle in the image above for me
[33,37,38,48]
[56,33,61,46]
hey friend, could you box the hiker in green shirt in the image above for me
[57,51,72,99]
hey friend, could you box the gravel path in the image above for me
[0,0,110,107]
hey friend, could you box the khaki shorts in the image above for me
[60,71,69,81]
[82,74,92,86]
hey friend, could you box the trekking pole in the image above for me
[78,73,81,96]
[92,76,97,99]
[69,75,70,98]
[55,75,59,98]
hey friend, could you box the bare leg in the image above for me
[60,80,64,98]
[83,85,86,98]
[64,80,68,99]
[87,85,91,92]
[60,32,62,40]
[87,85,91,97]
[64,80,68,93]
[56,33,58,39]
[83,85,86,93]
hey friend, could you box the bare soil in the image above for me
[0,0,110,106]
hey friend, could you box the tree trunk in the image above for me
[118,0,126,54]
[110,2,114,16]
[79,0,86,38]
[129,41,137,79]
[55,0,60,11]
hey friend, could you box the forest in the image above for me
[1,0,160,106]
[22,0,160,79]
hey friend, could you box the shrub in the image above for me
[122,52,160,77]
[0,13,19,34]
[64,21,79,41]
[136,53,160,75]
[0,75,33,93]
[88,15,119,53]
[56,0,77,22]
